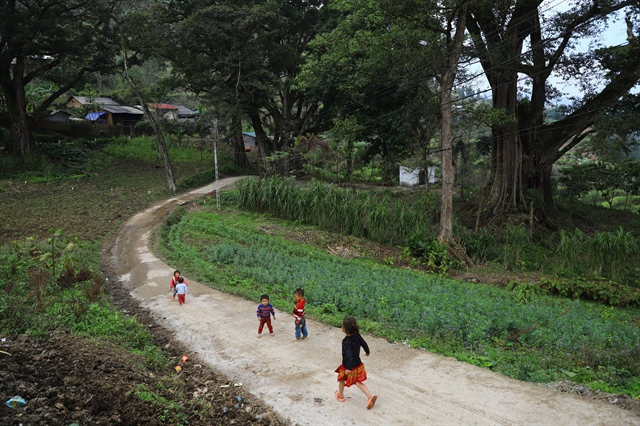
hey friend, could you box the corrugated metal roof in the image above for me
[102,105,144,115]
[149,103,179,110]
[72,96,119,106]
[175,105,195,115]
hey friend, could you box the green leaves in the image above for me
[237,177,435,245]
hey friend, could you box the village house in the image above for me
[66,96,119,109]
[84,105,144,136]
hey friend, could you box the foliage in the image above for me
[102,136,216,163]
[404,234,461,274]
[0,231,165,368]
[158,205,640,396]
[558,160,640,209]
[0,0,120,154]
[537,277,640,307]
[237,177,438,245]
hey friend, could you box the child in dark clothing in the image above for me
[334,315,377,409]
[256,294,276,338]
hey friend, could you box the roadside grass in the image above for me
[0,232,167,369]
[156,199,640,399]
[239,177,640,287]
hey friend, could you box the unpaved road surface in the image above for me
[109,178,639,426]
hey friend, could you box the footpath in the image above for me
[109,177,639,425]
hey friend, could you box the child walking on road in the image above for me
[175,277,189,306]
[293,288,308,341]
[256,294,276,338]
[335,315,377,409]
[170,270,183,301]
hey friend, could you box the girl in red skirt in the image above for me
[334,315,377,409]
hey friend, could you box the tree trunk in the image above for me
[248,109,271,175]
[2,69,32,155]
[121,40,177,192]
[487,73,523,213]
[438,3,467,244]
[439,80,455,242]
[232,117,249,167]
[437,2,473,267]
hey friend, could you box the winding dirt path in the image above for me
[108,178,639,426]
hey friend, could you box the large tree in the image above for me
[0,0,119,155]
[466,0,640,220]
[156,0,337,171]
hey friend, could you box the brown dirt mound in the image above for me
[0,332,280,426]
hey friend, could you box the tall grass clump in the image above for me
[456,225,498,264]
[236,177,436,245]
[587,227,638,280]
[555,228,585,275]
[503,224,529,269]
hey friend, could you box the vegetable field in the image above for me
[158,201,640,398]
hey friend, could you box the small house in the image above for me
[147,103,179,120]
[242,132,257,151]
[175,105,198,123]
[85,105,144,135]
[67,96,119,109]
[38,110,71,131]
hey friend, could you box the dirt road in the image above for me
[109,177,639,425]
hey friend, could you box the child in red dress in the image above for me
[170,270,181,301]
[334,315,377,409]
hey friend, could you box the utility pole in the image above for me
[212,118,221,210]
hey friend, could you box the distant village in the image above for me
[39,96,199,136]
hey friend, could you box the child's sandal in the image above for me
[367,394,377,409]
[334,391,345,402]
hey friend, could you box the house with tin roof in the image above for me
[66,96,120,108]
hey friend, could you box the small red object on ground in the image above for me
[181,355,189,363]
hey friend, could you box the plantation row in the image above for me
[237,177,436,245]
[158,206,640,396]
[237,177,640,285]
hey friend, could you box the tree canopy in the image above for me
[0,0,119,154]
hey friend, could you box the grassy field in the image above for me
[156,196,640,399]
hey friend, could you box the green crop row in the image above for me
[158,206,640,396]
[236,176,438,245]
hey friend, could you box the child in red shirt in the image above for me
[169,270,182,301]
[293,288,308,341]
